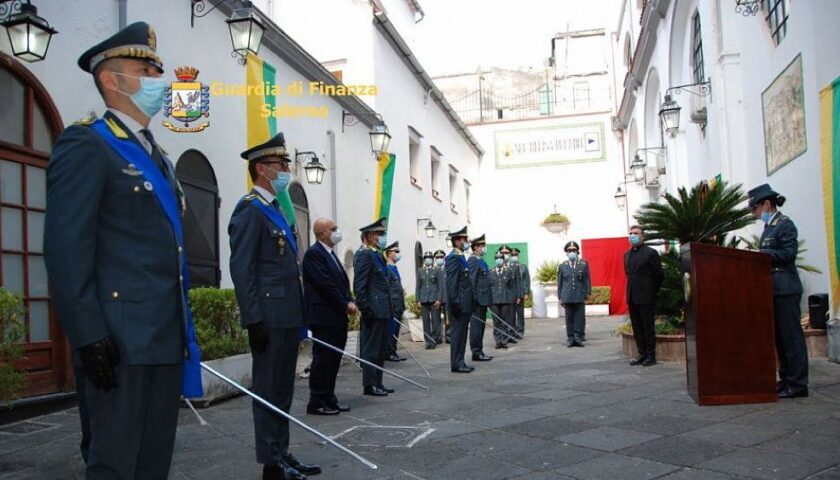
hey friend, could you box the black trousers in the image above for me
[514,302,526,336]
[629,302,656,358]
[386,313,404,356]
[490,304,513,346]
[359,316,389,387]
[564,303,586,342]
[774,294,809,391]
[74,366,91,464]
[83,363,182,479]
[252,328,299,465]
[308,325,347,409]
[420,303,441,347]
[470,305,489,354]
[448,307,470,369]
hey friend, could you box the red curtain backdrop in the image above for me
[581,237,629,315]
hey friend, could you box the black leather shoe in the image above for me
[284,453,321,476]
[386,354,406,362]
[425,344,435,350]
[567,340,575,348]
[472,353,493,361]
[495,343,508,349]
[330,403,350,413]
[573,340,584,347]
[776,381,787,394]
[306,405,339,416]
[363,386,388,396]
[263,464,305,480]
[451,366,472,373]
[777,388,808,399]
[378,385,395,393]
[642,357,657,366]
[629,355,646,366]
[508,338,518,344]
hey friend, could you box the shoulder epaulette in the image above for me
[73,113,97,126]
[243,193,258,201]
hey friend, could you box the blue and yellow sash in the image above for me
[91,119,203,399]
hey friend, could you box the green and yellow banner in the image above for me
[374,152,396,221]
[820,77,840,317]
[245,52,296,226]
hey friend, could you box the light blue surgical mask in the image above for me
[511,256,519,264]
[504,254,511,262]
[629,234,641,246]
[567,252,578,261]
[462,241,471,251]
[394,253,401,262]
[434,258,444,267]
[269,171,291,193]
[424,258,433,266]
[377,236,388,249]
[760,211,772,224]
[114,73,167,118]
[495,258,504,267]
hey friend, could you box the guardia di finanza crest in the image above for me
[163,66,210,133]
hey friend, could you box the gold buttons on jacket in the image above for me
[112,291,119,299]
[133,186,141,193]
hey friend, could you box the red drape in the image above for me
[582,237,629,315]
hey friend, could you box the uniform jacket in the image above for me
[415,266,445,304]
[353,246,393,319]
[557,259,592,304]
[489,266,516,305]
[517,264,531,298]
[44,112,186,365]
[760,212,803,296]
[624,244,664,305]
[445,249,474,313]
[468,256,492,307]
[387,263,406,314]
[302,242,351,328]
[229,190,305,330]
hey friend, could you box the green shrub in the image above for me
[404,294,422,318]
[585,286,611,305]
[617,316,684,336]
[542,212,569,225]
[0,289,27,405]
[524,296,533,308]
[348,310,360,331]
[536,260,560,283]
[188,288,248,361]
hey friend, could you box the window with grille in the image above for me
[762,0,790,46]
[691,12,705,85]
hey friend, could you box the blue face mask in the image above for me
[760,211,772,224]
[462,241,471,251]
[424,258,433,266]
[115,73,167,118]
[377,236,388,249]
[567,252,578,261]
[434,258,444,267]
[495,258,504,267]
[269,171,291,193]
[629,234,641,246]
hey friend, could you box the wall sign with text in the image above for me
[494,122,606,168]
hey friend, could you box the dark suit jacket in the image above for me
[44,112,185,365]
[302,242,351,328]
[228,190,305,330]
[624,244,664,305]
[353,246,393,319]
[760,213,803,296]
[469,256,492,307]
[446,250,474,313]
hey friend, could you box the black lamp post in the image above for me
[1,1,57,62]
[416,217,437,238]
[226,3,264,62]
[342,111,391,157]
[294,150,326,185]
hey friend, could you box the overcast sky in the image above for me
[413,0,621,77]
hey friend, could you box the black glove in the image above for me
[79,336,120,392]
[247,323,269,353]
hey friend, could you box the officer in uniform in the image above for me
[511,247,530,339]
[748,184,809,398]
[558,241,591,347]
[446,227,475,373]
[468,235,493,361]
[384,241,407,362]
[44,22,202,478]
[353,218,395,396]
[489,250,516,349]
[434,249,449,344]
[229,133,320,480]
[416,251,445,349]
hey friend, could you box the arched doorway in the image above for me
[0,53,68,397]
[176,149,220,288]
[289,183,310,261]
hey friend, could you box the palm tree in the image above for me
[634,181,755,246]
[736,235,823,274]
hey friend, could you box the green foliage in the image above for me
[348,310,360,331]
[737,235,823,274]
[188,288,248,361]
[616,316,683,336]
[542,212,569,225]
[404,294,422,318]
[536,260,560,283]
[656,250,685,323]
[635,181,754,246]
[585,286,612,305]
[524,295,533,308]
[0,289,27,405]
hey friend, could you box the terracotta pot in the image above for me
[620,331,686,362]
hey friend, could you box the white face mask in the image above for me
[424,258,433,266]
[329,230,342,245]
[435,258,444,267]
[393,253,402,262]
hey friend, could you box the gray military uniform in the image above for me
[416,266,445,347]
[489,266,516,346]
[513,263,531,336]
[558,259,591,343]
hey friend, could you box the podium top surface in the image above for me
[680,242,770,264]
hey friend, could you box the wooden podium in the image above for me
[681,243,777,405]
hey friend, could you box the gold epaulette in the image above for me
[73,112,97,126]
[243,193,258,201]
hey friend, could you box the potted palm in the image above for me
[536,260,560,318]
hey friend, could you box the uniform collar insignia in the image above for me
[121,163,143,176]
[104,117,129,139]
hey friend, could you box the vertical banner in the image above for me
[581,237,629,315]
[820,77,840,317]
[374,152,396,220]
[245,52,296,227]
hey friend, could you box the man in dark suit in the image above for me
[468,235,493,361]
[748,184,809,398]
[353,218,395,396]
[416,251,445,349]
[624,225,664,366]
[229,133,320,480]
[384,242,408,362]
[446,226,475,373]
[44,22,202,478]
[302,217,355,415]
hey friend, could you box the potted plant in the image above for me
[0,289,26,406]
[523,295,533,319]
[189,287,250,406]
[584,286,611,316]
[536,260,560,318]
[541,212,570,234]
[404,294,425,342]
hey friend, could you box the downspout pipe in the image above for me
[117,0,127,29]
[327,130,338,221]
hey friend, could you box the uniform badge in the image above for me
[122,163,144,176]
[162,66,210,133]
[143,181,154,192]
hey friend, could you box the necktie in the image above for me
[330,250,343,270]
[139,129,167,174]
[270,199,280,210]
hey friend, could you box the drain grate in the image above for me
[333,426,434,448]
[0,421,57,435]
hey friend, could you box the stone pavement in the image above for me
[2,316,840,480]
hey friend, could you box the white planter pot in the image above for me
[407,318,425,342]
[586,304,610,316]
[194,353,252,407]
[524,307,532,319]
